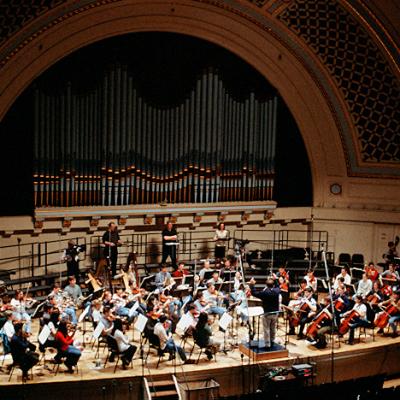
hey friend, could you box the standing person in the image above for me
[161,222,178,268]
[102,221,122,278]
[62,240,84,282]
[214,223,229,260]
[383,236,399,265]
[249,277,280,350]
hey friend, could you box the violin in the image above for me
[339,309,359,335]
[374,303,399,329]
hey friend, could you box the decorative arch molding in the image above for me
[0,0,399,209]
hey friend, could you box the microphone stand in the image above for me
[17,238,22,289]
[322,246,337,384]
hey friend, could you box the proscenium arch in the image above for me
[0,0,350,207]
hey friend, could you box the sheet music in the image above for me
[78,304,90,323]
[218,312,233,331]
[92,321,105,339]
[38,324,51,345]
[134,313,148,333]
[176,313,195,335]
[128,301,139,317]
[242,306,264,317]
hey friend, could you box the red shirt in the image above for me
[172,269,189,278]
[55,331,74,351]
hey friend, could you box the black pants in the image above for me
[104,249,118,277]
[215,246,226,259]
[67,261,80,282]
[121,345,137,364]
[162,245,177,267]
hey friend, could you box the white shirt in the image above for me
[154,322,170,350]
[333,273,352,289]
[353,302,367,319]
[356,279,372,298]
[1,320,15,340]
[112,329,131,353]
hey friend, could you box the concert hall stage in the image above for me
[1,326,400,400]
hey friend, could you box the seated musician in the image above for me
[1,310,15,342]
[332,286,351,330]
[203,283,226,317]
[297,287,317,339]
[99,306,116,336]
[48,283,78,326]
[110,318,137,368]
[10,323,39,380]
[172,262,190,278]
[341,295,369,345]
[367,280,384,311]
[153,315,190,363]
[333,267,351,290]
[10,290,33,334]
[207,271,223,286]
[112,288,137,322]
[91,300,102,328]
[193,312,222,359]
[199,260,213,283]
[365,262,379,282]
[55,320,81,373]
[294,279,308,300]
[38,306,60,353]
[381,263,400,286]
[355,273,373,299]
[219,258,236,279]
[304,270,317,294]
[273,266,290,305]
[377,290,400,337]
[193,291,210,315]
[235,283,250,324]
[64,276,83,304]
[155,264,175,291]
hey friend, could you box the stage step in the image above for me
[146,376,179,400]
[148,379,175,387]
[150,389,178,399]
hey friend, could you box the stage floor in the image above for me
[1,316,400,390]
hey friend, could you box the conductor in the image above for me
[249,277,280,350]
[161,221,178,268]
[102,221,122,277]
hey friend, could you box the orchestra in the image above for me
[1,226,400,382]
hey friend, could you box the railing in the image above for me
[142,377,152,400]
[0,228,330,281]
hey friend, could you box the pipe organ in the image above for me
[33,65,277,207]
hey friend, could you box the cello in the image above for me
[339,310,359,335]
[374,303,398,329]
[306,307,332,338]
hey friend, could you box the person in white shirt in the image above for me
[342,295,369,345]
[111,319,137,368]
[10,290,32,333]
[214,223,229,260]
[0,310,15,340]
[304,270,318,293]
[356,273,373,299]
[333,267,352,290]
[153,315,188,362]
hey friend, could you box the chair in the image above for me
[103,335,126,373]
[52,344,79,376]
[357,323,375,343]
[351,253,365,268]
[338,253,351,267]
[190,331,217,364]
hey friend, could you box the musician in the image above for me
[38,308,59,353]
[193,312,222,360]
[62,240,84,282]
[193,291,210,315]
[111,318,137,368]
[383,236,399,265]
[332,286,351,330]
[203,283,226,317]
[161,221,178,268]
[214,222,229,260]
[381,263,400,286]
[294,279,308,300]
[377,291,400,337]
[342,295,369,345]
[102,221,122,277]
[10,290,32,333]
[153,315,189,363]
[55,320,81,373]
[235,283,250,324]
[48,283,78,326]
[333,267,351,290]
[64,276,83,303]
[111,288,138,322]
[199,260,213,282]
[304,270,318,294]
[365,262,380,282]
[10,323,39,380]
[155,264,174,291]
[172,262,190,278]
[355,273,373,299]
[207,271,223,286]
[0,310,15,341]
[249,277,280,350]
[297,287,318,339]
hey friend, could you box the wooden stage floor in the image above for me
[1,318,400,399]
